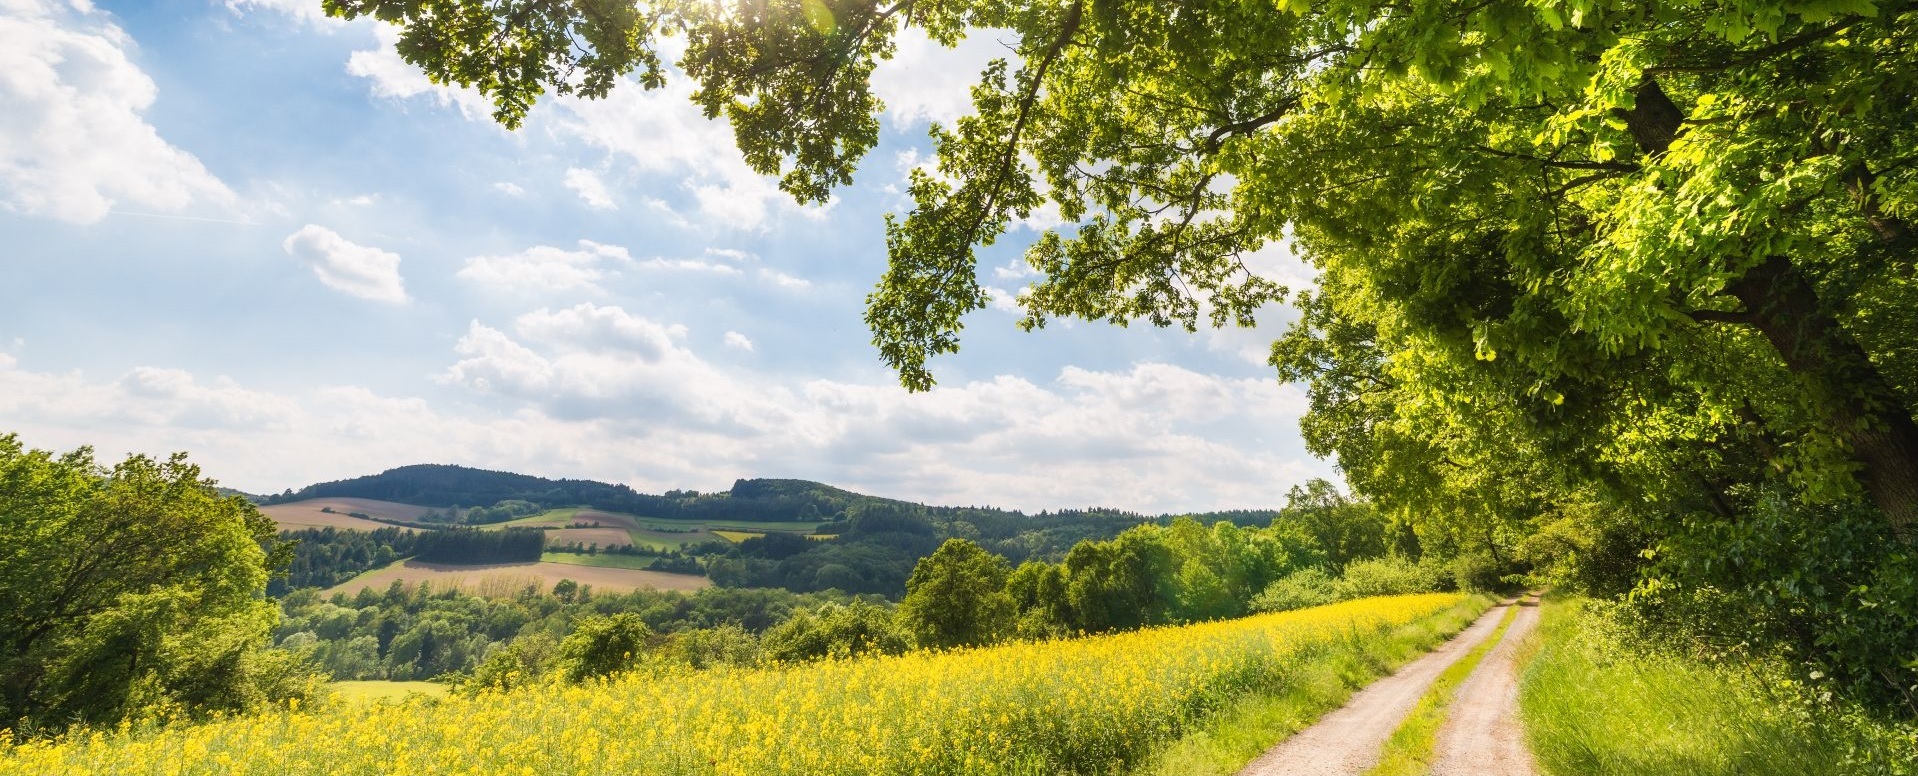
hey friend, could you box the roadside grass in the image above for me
[1363,601,1521,776]
[1132,594,1496,776]
[539,551,658,570]
[1518,596,1918,776]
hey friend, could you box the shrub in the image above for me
[1333,557,1446,599]
[1250,568,1339,613]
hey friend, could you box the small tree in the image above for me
[898,539,1013,649]
[556,613,652,682]
[0,434,317,731]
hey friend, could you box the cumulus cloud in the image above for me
[492,181,526,197]
[564,167,617,211]
[723,331,754,352]
[281,224,408,303]
[345,23,493,119]
[458,240,626,294]
[0,0,235,224]
[435,308,1326,510]
[870,29,1008,127]
[223,0,339,26]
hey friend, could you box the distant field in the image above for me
[329,681,448,705]
[263,498,434,532]
[713,529,835,543]
[322,559,710,597]
[498,508,827,549]
[541,526,635,549]
[540,552,657,570]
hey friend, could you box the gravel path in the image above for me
[1234,599,1518,776]
[1427,593,1541,776]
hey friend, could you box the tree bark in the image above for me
[1725,256,1918,539]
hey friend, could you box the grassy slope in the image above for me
[1132,595,1496,776]
[1518,596,1918,776]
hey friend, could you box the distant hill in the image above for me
[260,465,939,525]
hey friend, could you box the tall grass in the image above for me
[1519,597,1918,776]
[1,594,1470,776]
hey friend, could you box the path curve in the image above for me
[1235,598,1519,776]
[1427,593,1541,776]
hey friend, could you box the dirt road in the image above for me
[1427,595,1541,776]
[1236,599,1518,776]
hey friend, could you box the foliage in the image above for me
[0,595,1467,775]
[1333,558,1450,601]
[273,582,860,682]
[555,613,653,682]
[898,538,1014,649]
[411,527,544,564]
[0,435,318,734]
[1519,597,1918,775]
[271,527,415,595]
[760,601,909,663]
[1249,568,1339,615]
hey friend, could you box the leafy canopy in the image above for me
[0,434,312,732]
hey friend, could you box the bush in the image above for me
[1250,567,1339,613]
[1333,556,1447,599]
[557,614,653,681]
[761,602,908,662]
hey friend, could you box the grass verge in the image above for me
[1364,600,1521,776]
[1132,594,1496,776]
[1518,596,1918,776]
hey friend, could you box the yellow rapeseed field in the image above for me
[0,594,1463,776]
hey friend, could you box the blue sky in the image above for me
[0,0,1332,512]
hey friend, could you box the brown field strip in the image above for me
[321,559,711,597]
[263,498,438,532]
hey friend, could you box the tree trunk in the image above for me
[1621,76,1918,540]
[1725,256,1918,539]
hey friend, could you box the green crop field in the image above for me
[539,552,658,570]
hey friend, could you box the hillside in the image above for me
[258,465,901,525]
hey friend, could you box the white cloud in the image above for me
[281,224,408,304]
[758,268,813,290]
[723,331,754,352]
[706,248,756,263]
[0,342,1328,512]
[870,29,1009,127]
[458,240,625,294]
[492,181,526,197]
[0,0,235,224]
[224,0,339,26]
[332,193,380,206]
[984,286,1025,314]
[564,167,617,211]
[433,309,1326,510]
[634,257,743,275]
[345,24,492,119]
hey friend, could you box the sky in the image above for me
[0,0,1334,513]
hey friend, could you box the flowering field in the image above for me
[1,594,1465,776]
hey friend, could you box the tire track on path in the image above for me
[1426,593,1541,776]
[1235,597,1520,776]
